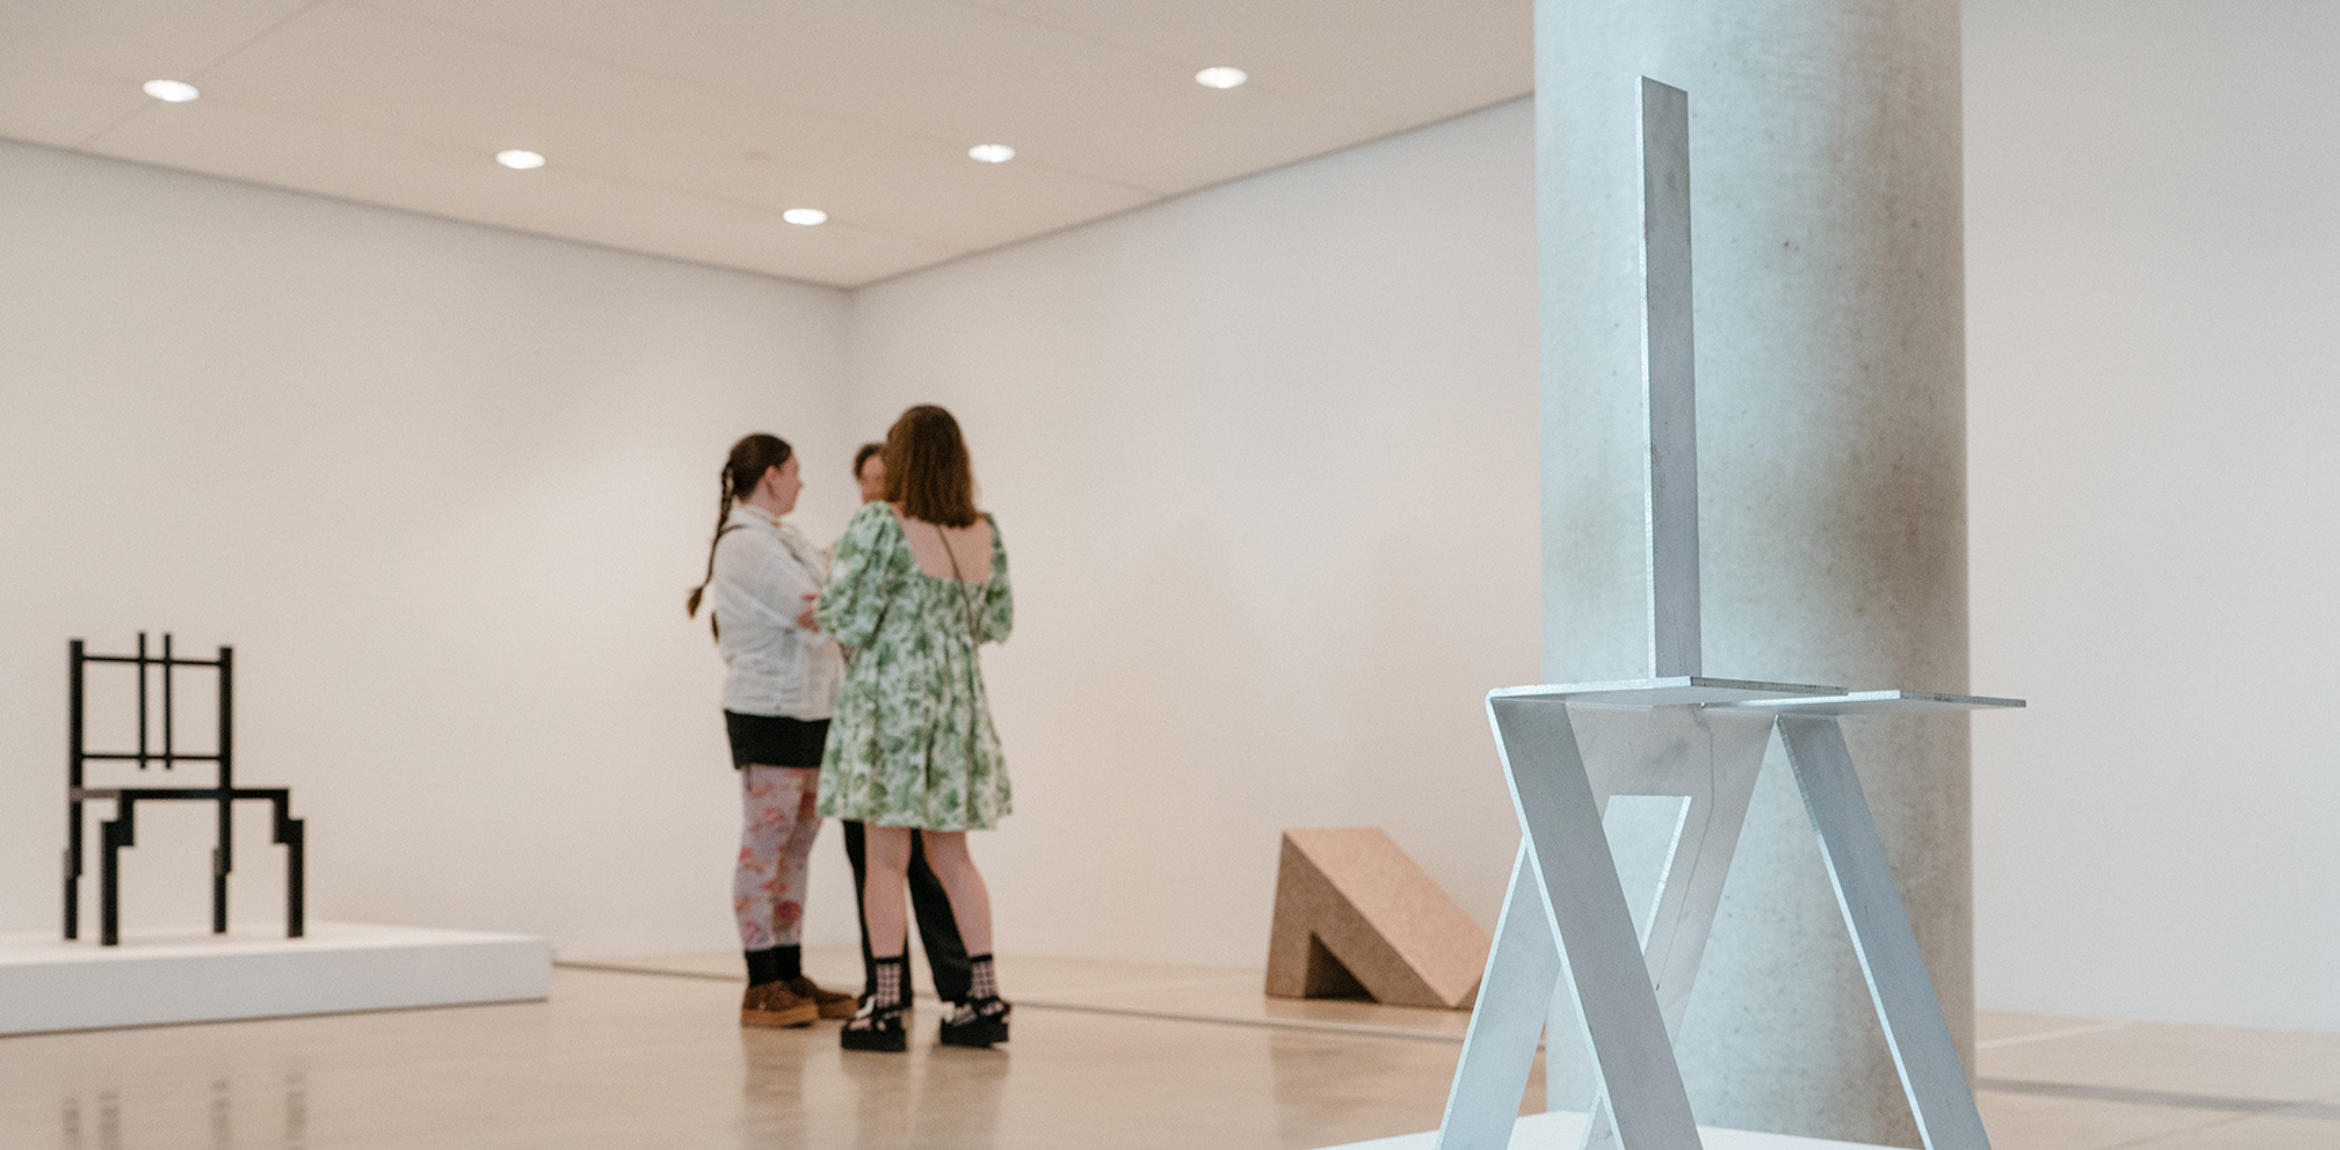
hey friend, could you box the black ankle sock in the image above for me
[774,944,802,982]
[744,947,782,987]
[968,953,998,1000]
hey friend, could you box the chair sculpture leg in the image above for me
[1568,706,1773,1150]
[63,811,82,941]
[99,802,135,947]
[1485,696,1704,1150]
[1777,715,1990,1150]
[274,799,306,939]
[212,795,232,935]
[1438,844,1564,1150]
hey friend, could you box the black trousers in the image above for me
[841,821,972,1003]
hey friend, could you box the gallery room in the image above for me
[2,1,2335,1147]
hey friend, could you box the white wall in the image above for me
[0,140,861,958]
[1966,0,2340,1030]
[845,100,1542,967]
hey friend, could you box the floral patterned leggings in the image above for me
[734,765,822,950]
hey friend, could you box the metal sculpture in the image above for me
[1433,80,2018,1150]
[64,633,306,946]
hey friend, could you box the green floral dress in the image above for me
[813,502,1013,831]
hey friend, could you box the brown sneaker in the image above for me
[787,976,858,1020]
[741,982,818,1028]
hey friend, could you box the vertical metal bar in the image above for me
[218,647,234,790]
[279,808,305,940]
[100,803,134,947]
[1640,77,1701,679]
[212,845,230,934]
[1490,696,1703,1150]
[1777,716,1992,1150]
[135,632,149,769]
[1437,843,1563,1150]
[161,633,175,770]
[65,639,85,940]
[214,645,235,934]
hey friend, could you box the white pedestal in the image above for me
[1327,1110,1891,1150]
[0,920,549,1035]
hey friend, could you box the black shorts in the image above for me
[724,711,829,769]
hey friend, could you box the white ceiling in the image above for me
[0,1,1532,287]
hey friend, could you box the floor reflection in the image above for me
[737,1028,808,1147]
[58,1088,119,1150]
[283,1070,306,1150]
[911,1043,1006,1149]
[47,1069,312,1150]
[735,1019,1010,1150]
[3,958,1542,1150]
[209,1078,230,1148]
[837,1041,917,1147]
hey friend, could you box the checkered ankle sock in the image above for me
[968,954,998,1001]
[870,955,907,1010]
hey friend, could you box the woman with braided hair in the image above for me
[686,432,857,1028]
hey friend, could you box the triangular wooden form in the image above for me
[1266,827,1490,1010]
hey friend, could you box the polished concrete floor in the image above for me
[1,946,2335,1149]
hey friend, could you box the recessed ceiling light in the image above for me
[967,143,1016,164]
[495,149,546,170]
[142,79,200,103]
[782,208,828,226]
[1194,66,1248,90]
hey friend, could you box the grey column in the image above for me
[1535,2,1970,1146]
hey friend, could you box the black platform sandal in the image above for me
[840,1002,907,1053]
[937,997,1012,1048]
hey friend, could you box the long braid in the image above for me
[686,467,737,635]
[687,433,793,642]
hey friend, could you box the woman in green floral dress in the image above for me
[814,405,1013,1052]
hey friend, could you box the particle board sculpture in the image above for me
[63,633,306,946]
[1432,79,2019,1150]
[1266,828,1489,1010]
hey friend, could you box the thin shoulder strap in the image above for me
[937,521,984,644]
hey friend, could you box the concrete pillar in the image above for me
[1535,2,1970,1147]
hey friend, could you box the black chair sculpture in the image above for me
[64,633,306,946]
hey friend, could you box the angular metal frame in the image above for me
[65,633,307,946]
[1434,682,2017,1150]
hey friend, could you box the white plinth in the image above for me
[1326,1110,1892,1150]
[0,920,549,1035]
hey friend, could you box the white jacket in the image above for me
[711,505,843,719]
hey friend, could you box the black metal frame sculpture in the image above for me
[64,633,306,946]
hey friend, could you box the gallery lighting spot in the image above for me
[1194,66,1248,90]
[782,208,828,226]
[142,79,200,103]
[495,149,546,170]
[967,143,1016,164]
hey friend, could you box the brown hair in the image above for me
[686,433,793,631]
[852,442,883,478]
[882,406,978,528]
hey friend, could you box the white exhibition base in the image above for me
[0,920,549,1035]
[1329,1110,1888,1150]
